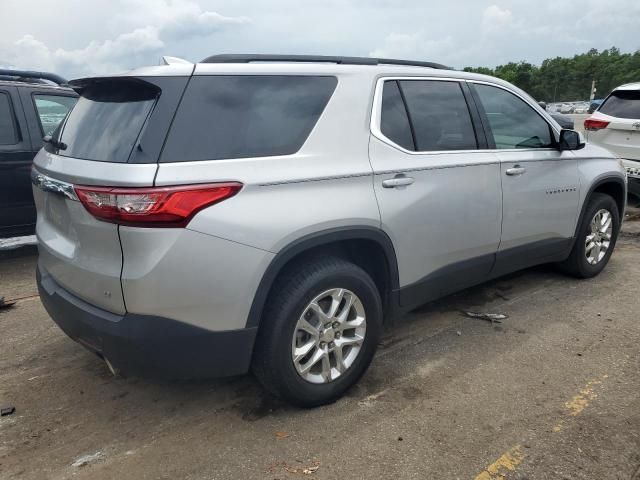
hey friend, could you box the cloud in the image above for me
[161,11,249,39]
[368,0,640,69]
[53,27,165,75]
[369,34,455,62]
[13,35,55,71]
[1,0,639,79]
[482,5,513,32]
[0,0,248,78]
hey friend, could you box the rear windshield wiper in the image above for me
[43,135,67,151]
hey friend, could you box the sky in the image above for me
[1,0,639,79]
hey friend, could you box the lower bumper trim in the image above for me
[37,267,257,379]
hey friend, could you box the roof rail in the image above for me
[200,54,450,70]
[0,69,68,86]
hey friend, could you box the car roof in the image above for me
[614,82,640,91]
[69,54,535,106]
[88,58,505,84]
[78,62,522,101]
[0,69,75,92]
[0,79,75,92]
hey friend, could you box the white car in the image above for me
[574,103,589,114]
[559,103,574,114]
[585,82,640,198]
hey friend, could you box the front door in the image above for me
[368,78,502,308]
[470,82,580,275]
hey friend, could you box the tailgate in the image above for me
[31,76,181,314]
[595,118,640,160]
[32,154,158,314]
[595,88,640,159]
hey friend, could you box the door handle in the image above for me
[505,165,526,176]
[382,175,415,188]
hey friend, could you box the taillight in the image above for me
[74,183,242,227]
[584,119,610,131]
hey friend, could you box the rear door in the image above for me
[368,77,502,307]
[0,85,34,237]
[33,76,188,313]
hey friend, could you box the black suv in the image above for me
[0,70,77,238]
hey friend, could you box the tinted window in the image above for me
[33,95,77,136]
[380,80,414,150]
[474,84,553,149]
[58,81,157,162]
[161,76,337,162]
[0,92,18,145]
[599,90,640,119]
[399,80,477,151]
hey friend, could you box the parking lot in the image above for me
[1,205,639,480]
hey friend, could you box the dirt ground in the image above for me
[1,204,639,480]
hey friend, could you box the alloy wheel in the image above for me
[291,288,366,384]
[585,208,613,265]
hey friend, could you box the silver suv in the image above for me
[33,55,627,407]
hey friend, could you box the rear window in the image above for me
[161,75,337,162]
[599,90,640,119]
[58,81,158,162]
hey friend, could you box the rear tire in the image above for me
[252,256,382,408]
[559,193,620,278]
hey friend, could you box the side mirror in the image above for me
[559,129,585,151]
[538,101,547,111]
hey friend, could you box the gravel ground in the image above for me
[1,205,639,480]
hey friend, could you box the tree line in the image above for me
[463,47,640,103]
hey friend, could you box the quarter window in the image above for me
[399,80,477,151]
[0,92,18,145]
[474,84,553,149]
[33,95,77,136]
[161,76,337,162]
[380,81,415,151]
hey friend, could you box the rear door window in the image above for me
[599,90,640,119]
[0,92,18,145]
[33,95,77,136]
[161,75,337,162]
[57,80,158,162]
[399,80,477,151]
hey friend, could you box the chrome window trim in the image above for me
[370,76,561,155]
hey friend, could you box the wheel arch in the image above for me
[575,175,626,239]
[245,226,400,329]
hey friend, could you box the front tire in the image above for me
[559,193,620,278]
[252,256,382,408]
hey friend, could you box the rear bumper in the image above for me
[37,266,257,379]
